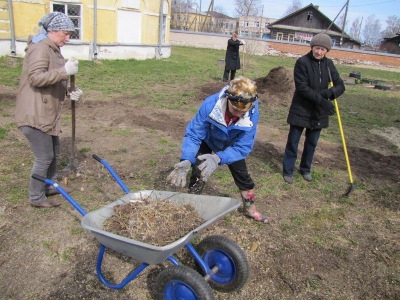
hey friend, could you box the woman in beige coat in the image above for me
[15,12,82,208]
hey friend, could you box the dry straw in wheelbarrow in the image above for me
[103,199,204,247]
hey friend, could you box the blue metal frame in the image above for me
[32,154,237,293]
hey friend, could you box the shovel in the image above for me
[328,67,355,197]
[66,74,78,171]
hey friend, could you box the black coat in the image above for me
[287,51,345,129]
[225,38,242,70]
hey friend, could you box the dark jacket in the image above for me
[287,51,345,129]
[225,38,243,70]
[15,37,69,135]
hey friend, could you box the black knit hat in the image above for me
[310,33,332,51]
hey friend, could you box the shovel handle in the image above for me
[327,67,354,187]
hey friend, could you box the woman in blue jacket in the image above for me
[167,76,269,224]
[282,33,345,184]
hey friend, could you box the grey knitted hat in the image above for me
[310,33,332,51]
[39,12,75,32]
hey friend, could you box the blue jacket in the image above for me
[180,86,259,165]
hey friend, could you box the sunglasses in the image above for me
[226,92,256,112]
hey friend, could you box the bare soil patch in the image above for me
[0,66,399,299]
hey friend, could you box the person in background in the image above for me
[282,33,345,184]
[167,76,270,224]
[223,32,245,82]
[15,12,83,208]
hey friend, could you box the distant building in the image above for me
[170,2,211,32]
[267,3,360,49]
[238,16,278,39]
[207,11,238,35]
[380,34,400,54]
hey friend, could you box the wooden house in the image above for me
[380,34,400,54]
[267,3,360,49]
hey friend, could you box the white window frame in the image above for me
[51,2,82,41]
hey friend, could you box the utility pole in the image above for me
[340,0,349,47]
[260,5,264,38]
[199,0,202,32]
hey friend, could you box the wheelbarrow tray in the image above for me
[81,190,241,265]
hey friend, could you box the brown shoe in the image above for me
[45,186,73,197]
[30,198,61,208]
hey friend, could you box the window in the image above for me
[53,3,82,40]
[307,11,313,21]
[254,21,260,28]
[52,3,81,40]
[264,22,270,28]
[244,21,249,27]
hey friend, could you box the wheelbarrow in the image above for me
[32,154,249,300]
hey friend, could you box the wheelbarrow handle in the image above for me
[32,174,46,182]
[31,174,87,216]
[92,154,102,162]
[91,154,130,194]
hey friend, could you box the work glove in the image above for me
[240,39,246,45]
[320,89,334,100]
[320,98,335,116]
[198,154,220,182]
[167,160,191,188]
[69,87,83,101]
[65,59,79,76]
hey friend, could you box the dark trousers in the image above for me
[188,142,254,194]
[223,69,236,81]
[282,124,321,177]
[20,126,60,204]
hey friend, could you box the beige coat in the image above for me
[15,38,69,136]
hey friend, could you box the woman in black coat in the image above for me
[223,33,245,82]
[282,33,345,184]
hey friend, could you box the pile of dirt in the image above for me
[254,66,294,107]
[103,200,204,246]
[196,66,295,107]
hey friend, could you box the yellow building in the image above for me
[0,0,171,60]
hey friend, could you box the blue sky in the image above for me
[209,0,399,28]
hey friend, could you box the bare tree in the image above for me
[214,5,227,15]
[171,0,195,30]
[234,0,262,17]
[349,17,362,41]
[381,15,400,38]
[337,14,349,32]
[283,0,303,17]
[362,15,382,47]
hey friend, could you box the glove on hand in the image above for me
[320,89,334,100]
[70,87,83,101]
[167,160,191,188]
[65,59,79,76]
[198,154,220,182]
[240,39,246,45]
[320,98,335,116]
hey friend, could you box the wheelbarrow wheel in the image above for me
[196,235,249,293]
[155,265,215,300]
